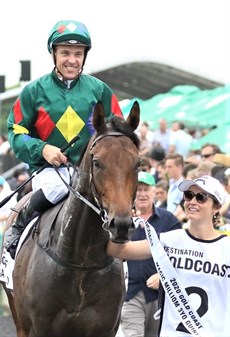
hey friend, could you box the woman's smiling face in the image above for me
[184,186,217,223]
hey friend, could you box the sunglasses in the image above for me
[201,153,214,158]
[183,190,210,204]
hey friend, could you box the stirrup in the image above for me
[4,225,21,251]
[4,227,21,259]
[4,201,34,254]
[8,241,19,260]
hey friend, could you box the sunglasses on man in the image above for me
[201,153,214,159]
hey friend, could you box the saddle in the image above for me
[3,193,65,256]
[0,194,66,290]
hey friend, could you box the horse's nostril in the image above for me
[109,216,134,242]
[109,218,116,228]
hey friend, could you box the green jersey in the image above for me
[7,70,123,172]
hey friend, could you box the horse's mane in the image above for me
[76,143,88,166]
[101,116,140,149]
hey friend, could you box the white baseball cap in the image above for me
[178,175,225,205]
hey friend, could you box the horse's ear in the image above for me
[126,101,140,131]
[92,101,106,132]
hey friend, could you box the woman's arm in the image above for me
[106,239,151,260]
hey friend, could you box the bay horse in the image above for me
[1,101,140,337]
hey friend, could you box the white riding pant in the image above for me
[32,167,71,204]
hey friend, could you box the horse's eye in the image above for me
[134,159,141,172]
[93,159,101,169]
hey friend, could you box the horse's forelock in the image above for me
[74,116,140,168]
[107,117,140,149]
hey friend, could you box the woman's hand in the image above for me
[146,273,160,289]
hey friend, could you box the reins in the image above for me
[53,162,103,217]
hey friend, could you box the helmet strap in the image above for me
[51,50,57,66]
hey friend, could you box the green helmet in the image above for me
[47,20,92,54]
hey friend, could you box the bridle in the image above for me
[41,131,136,270]
[54,131,134,222]
[89,131,128,217]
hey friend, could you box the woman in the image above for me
[107,175,230,336]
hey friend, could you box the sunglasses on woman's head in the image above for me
[183,190,210,204]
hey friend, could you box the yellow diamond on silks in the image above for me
[56,106,85,142]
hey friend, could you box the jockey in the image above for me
[5,19,123,259]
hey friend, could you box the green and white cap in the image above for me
[138,172,156,186]
[47,20,92,53]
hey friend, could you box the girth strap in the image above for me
[41,246,113,270]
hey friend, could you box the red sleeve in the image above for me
[111,94,123,118]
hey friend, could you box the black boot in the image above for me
[4,189,53,259]
[4,201,36,259]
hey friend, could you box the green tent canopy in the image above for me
[182,85,230,128]
[123,84,230,129]
[138,85,200,128]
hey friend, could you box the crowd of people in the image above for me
[137,119,230,230]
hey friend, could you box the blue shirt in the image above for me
[167,177,184,213]
[125,206,182,303]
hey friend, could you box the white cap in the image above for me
[178,175,225,205]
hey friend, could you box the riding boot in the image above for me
[4,188,53,259]
[4,201,36,259]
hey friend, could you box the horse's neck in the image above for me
[53,185,108,264]
[52,154,109,264]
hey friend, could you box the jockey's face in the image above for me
[54,45,86,81]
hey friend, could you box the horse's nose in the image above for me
[109,216,135,243]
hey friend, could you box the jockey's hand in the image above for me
[42,144,68,166]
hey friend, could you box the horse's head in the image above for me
[90,101,140,243]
